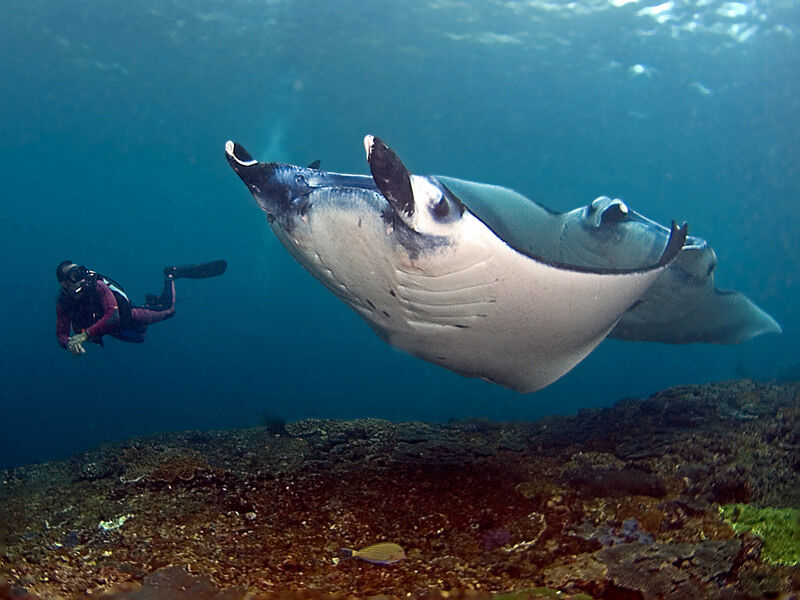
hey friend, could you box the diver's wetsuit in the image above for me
[56,277,175,347]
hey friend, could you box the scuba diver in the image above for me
[56,259,227,355]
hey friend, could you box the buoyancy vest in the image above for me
[59,271,133,333]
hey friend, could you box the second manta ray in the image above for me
[225,136,781,393]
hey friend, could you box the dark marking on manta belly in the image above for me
[381,208,450,260]
[382,311,390,318]
[366,299,376,310]
[389,289,396,297]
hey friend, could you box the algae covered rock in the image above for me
[720,503,800,566]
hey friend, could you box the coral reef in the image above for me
[1,380,799,599]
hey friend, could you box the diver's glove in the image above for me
[68,332,89,355]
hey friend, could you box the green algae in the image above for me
[493,588,593,600]
[720,504,800,566]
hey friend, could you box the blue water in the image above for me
[1,0,798,469]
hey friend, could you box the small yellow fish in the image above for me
[339,542,406,565]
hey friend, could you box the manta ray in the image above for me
[225,136,780,392]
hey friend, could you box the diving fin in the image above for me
[164,259,227,280]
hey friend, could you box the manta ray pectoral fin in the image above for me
[610,238,782,344]
[226,140,313,223]
[225,140,257,167]
[364,135,415,220]
[610,286,782,344]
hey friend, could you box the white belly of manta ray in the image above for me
[271,199,668,393]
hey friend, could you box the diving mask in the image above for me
[61,265,90,297]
